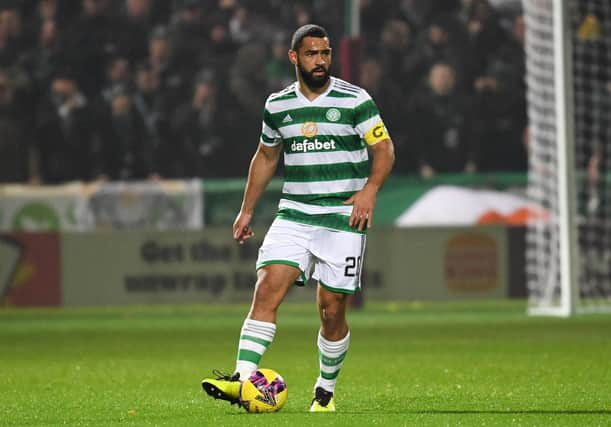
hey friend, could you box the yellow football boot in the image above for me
[201,370,242,406]
[309,387,336,412]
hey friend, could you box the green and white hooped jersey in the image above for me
[260,77,390,234]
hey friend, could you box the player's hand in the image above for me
[233,210,255,244]
[343,184,377,231]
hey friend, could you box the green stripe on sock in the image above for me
[320,351,347,366]
[321,370,340,380]
[240,335,271,347]
[238,349,262,364]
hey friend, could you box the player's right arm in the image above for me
[233,143,282,244]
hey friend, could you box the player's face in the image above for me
[292,36,332,89]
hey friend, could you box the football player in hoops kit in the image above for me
[202,24,395,412]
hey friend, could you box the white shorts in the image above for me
[256,218,366,294]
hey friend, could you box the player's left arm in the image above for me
[344,130,395,231]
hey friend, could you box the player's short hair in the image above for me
[290,24,329,51]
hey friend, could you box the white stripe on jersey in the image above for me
[266,95,357,113]
[268,83,297,101]
[262,122,281,139]
[334,77,361,92]
[355,114,383,136]
[284,148,368,166]
[283,178,368,195]
[279,199,353,215]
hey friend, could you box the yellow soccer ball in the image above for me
[239,368,288,413]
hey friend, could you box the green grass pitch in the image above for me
[1,300,610,426]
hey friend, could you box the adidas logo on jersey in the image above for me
[282,114,293,123]
[291,139,336,153]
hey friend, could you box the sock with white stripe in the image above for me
[234,318,276,380]
[314,330,350,394]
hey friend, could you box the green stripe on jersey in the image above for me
[282,191,356,206]
[327,89,358,98]
[271,106,353,127]
[261,132,276,143]
[354,99,379,125]
[277,208,365,234]
[284,161,369,182]
[269,91,297,102]
[263,108,276,130]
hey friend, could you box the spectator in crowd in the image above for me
[132,62,169,161]
[471,12,527,171]
[265,32,293,92]
[125,0,152,25]
[0,70,31,182]
[229,41,268,119]
[168,0,208,71]
[99,85,154,180]
[0,1,529,182]
[35,0,58,22]
[30,0,80,29]
[292,3,313,30]
[308,1,342,40]
[407,13,474,91]
[24,0,74,41]
[123,0,155,61]
[464,0,507,73]
[100,56,132,104]
[147,25,171,80]
[61,0,131,96]
[360,57,413,173]
[227,42,268,175]
[377,19,419,96]
[214,0,239,25]
[0,6,23,67]
[19,17,61,98]
[34,70,97,182]
[202,19,237,74]
[360,0,403,55]
[170,69,223,177]
[408,62,474,177]
[228,5,255,44]
[147,25,190,110]
[400,0,460,32]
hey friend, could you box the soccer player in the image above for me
[202,24,395,412]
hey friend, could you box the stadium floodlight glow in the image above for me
[524,0,611,316]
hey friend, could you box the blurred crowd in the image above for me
[0,0,527,184]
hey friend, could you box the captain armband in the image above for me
[363,121,389,145]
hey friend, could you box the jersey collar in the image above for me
[296,77,335,104]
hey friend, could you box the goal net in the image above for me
[524,0,611,315]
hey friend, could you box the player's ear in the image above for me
[288,50,297,66]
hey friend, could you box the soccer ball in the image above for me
[239,368,287,413]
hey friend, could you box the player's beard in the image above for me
[297,62,330,89]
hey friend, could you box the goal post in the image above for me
[524,0,611,315]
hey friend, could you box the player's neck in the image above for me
[297,77,331,101]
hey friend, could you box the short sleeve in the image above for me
[260,98,282,146]
[354,90,390,146]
